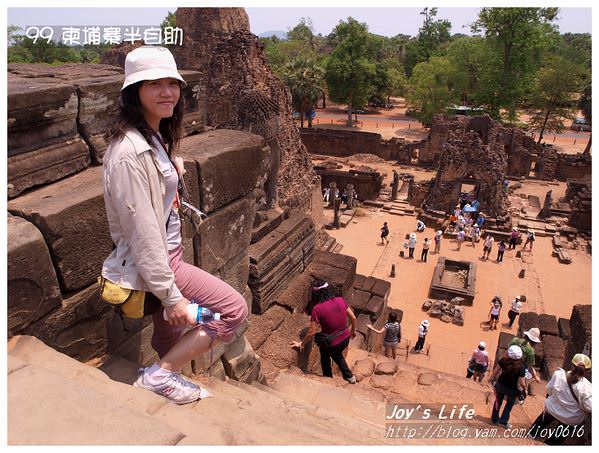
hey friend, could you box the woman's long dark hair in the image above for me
[107,80,185,157]
[567,364,587,386]
[312,279,336,304]
[502,357,524,377]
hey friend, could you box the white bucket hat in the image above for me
[507,345,523,359]
[478,341,486,349]
[122,46,186,91]
[436,230,442,235]
[421,320,430,327]
[524,327,541,343]
[410,233,416,239]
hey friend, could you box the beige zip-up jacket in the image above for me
[101,128,182,307]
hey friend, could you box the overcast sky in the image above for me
[7,6,593,38]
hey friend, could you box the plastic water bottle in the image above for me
[163,302,220,324]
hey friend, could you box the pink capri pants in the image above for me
[151,245,249,358]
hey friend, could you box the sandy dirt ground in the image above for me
[321,158,591,385]
[322,176,590,425]
[304,98,591,155]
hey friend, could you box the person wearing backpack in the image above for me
[290,279,357,384]
[380,222,390,245]
[529,354,592,444]
[523,229,536,251]
[367,312,401,359]
[488,345,527,429]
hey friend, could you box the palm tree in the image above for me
[282,57,325,128]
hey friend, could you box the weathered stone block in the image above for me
[195,192,256,274]
[218,251,250,296]
[357,276,377,293]
[221,335,258,380]
[375,360,397,375]
[75,77,121,163]
[518,312,540,336]
[306,263,353,299]
[257,312,310,370]
[370,279,391,299]
[177,129,271,213]
[21,285,150,362]
[8,167,112,292]
[8,76,78,152]
[312,250,358,274]
[352,274,367,290]
[538,314,560,337]
[365,295,386,322]
[8,216,62,335]
[8,139,91,198]
[370,374,393,390]
[245,305,290,351]
[276,273,313,313]
[112,323,160,367]
[544,335,566,359]
[353,358,375,381]
[356,313,371,337]
[558,317,571,339]
[452,305,465,326]
[498,332,514,350]
[348,289,372,312]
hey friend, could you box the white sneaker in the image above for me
[134,368,209,404]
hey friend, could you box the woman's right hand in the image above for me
[164,298,194,326]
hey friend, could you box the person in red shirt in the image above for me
[290,279,357,383]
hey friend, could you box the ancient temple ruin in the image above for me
[423,115,508,217]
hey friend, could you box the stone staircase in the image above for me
[7,335,388,445]
[9,335,544,445]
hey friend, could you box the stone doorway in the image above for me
[528,160,538,178]
[410,148,419,164]
[458,181,479,206]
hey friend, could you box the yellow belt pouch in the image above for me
[97,276,146,319]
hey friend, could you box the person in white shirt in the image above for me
[482,233,494,259]
[529,354,592,445]
[507,296,523,328]
[488,297,502,330]
[414,320,429,353]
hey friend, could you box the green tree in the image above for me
[404,8,452,76]
[160,11,177,30]
[527,56,585,143]
[282,57,325,128]
[446,36,486,105]
[324,17,376,126]
[579,81,592,154]
[263,39,315,78]
[287,17,315,51]
[405,56,464,126]
[370,58,407,105]
[471,7,559,121]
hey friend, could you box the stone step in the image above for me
[205,377,380,444]
[272,371,387,427]
[363,200,385,208]
[236,379,385,443]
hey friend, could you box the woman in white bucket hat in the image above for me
[101,46,248,405]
